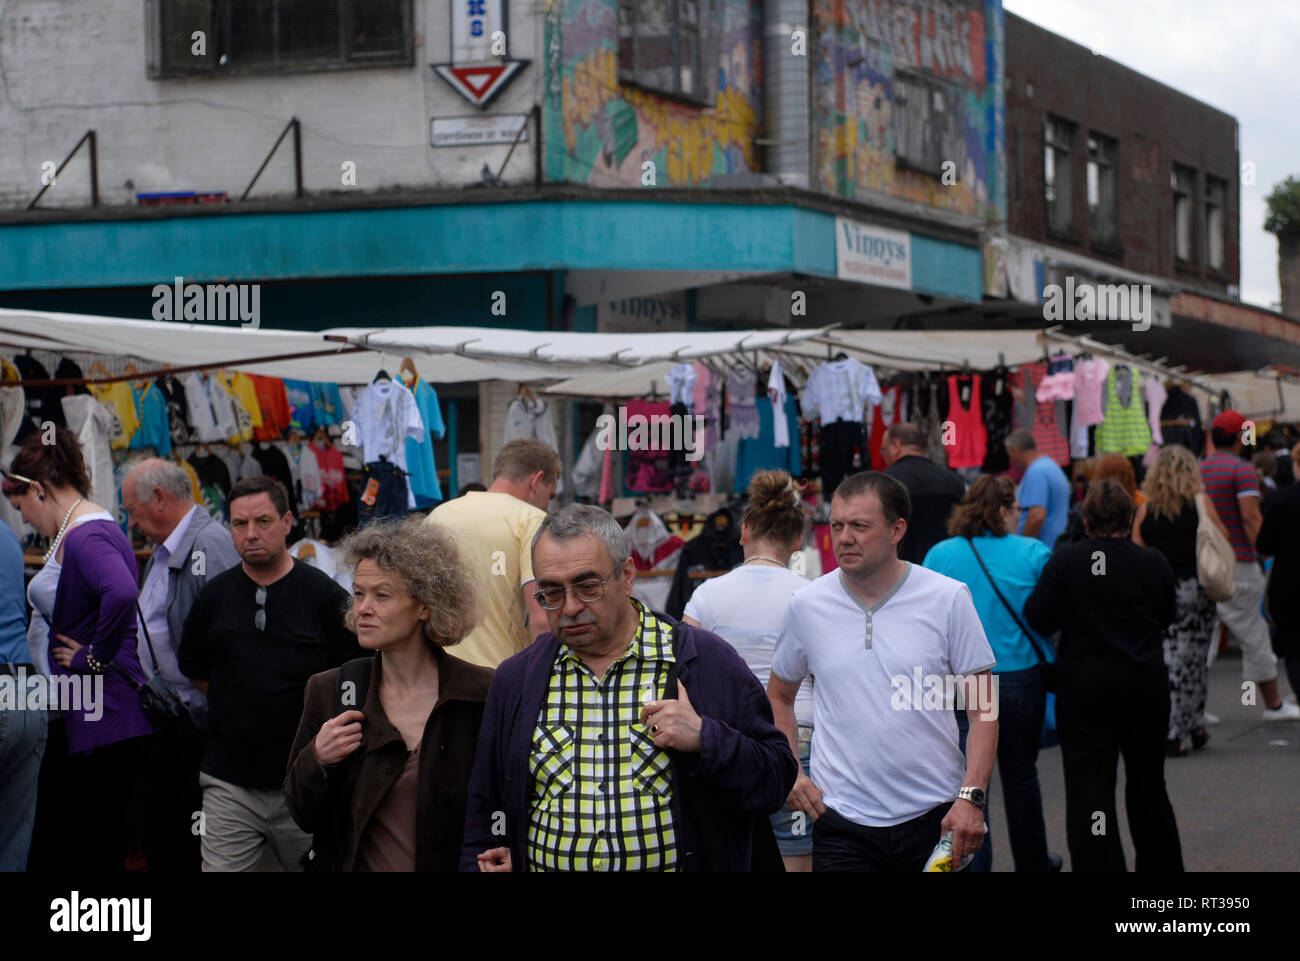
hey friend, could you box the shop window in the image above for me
[894,72,962,179]
[1173,164,1196,264]
[1087,132,1118,245]
[617,0,709,104]
[1206,175,1227,271]
[148,0,413,78]
[1044,116,1075,236]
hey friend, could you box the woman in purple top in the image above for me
[4,428,154,871]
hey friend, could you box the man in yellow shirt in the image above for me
[427,438,559,667]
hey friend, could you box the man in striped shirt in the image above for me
[1200,410,1300,720]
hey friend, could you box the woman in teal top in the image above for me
[924,474,1059,872]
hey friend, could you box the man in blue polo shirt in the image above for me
[1006,430,1070,549]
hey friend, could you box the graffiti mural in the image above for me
[544,0,763,187]
[815,0,997,219]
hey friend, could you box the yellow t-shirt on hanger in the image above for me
[219,370,264,443]
[90,381,141,450]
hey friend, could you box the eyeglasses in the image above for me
[254,585,268,631]
[533,568,620,611]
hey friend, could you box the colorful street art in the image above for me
[544,0,764,187]
[814,0,997,219]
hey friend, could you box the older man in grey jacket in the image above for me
[124,458,240,872]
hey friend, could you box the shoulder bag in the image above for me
[1193,493,1236,602]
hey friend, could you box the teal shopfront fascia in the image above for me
[0,196,983,496]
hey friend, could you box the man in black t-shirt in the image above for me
[882,422,966,564]
[179,475,360,872]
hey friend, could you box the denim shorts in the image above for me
[770,725,814,856]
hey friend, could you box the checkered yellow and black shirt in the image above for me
[526,600,678,872]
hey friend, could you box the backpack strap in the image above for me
[335,656,374,716]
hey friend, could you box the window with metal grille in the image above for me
[1044,116,1075,235]
[1206,175,1227,271]
[617,0,709,104]
[148,0,413,78]
[893,72,963,179]
[1087,132,1117,245]
[1173,164,1196,263]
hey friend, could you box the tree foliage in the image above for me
[1264,175,1300,237]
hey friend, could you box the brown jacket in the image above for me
[284,646,493,872]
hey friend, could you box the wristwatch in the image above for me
[957,786,987,809]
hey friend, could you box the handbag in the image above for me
[965,538,1059,748]
[1194,493,1236,602]
[38,604,188,732]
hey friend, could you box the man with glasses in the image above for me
[462,504,797,872]
[178,475,360,871]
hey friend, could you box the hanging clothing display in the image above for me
[310,441,349,512]
[665,507,744,619]
[910,377,948,468]
[243,443,296,501]
[351,379,424,489]
[1144,377,1167,446]
[734,395,802,493]
[801,357,883,427]
[61,395,115,519]
[1160,386,1204,454]
[357,459,410,527]
[399,372,448,507]
[868,384,904,470]
[182,372,240,443]
[727,373,761,441]
[1035,353,1076,401]
[691,361,721,452]
[283,379,318,432]
[13,354,63,441]
[128,381,171,456]
[89,379,140,450]
[767,360,791,450]
[155,374,192,446]
[250,374,293,442]
[980,367,1014,474]
[625,508,685,613]
[1014,362,1070,466]
[219,370,264,442]
[624,399,674,493]
[503,393,558,450]
[572,411,610,501]
[1,385,25,452]
[945,374,987,470]
[189,451,234,522]
[817,421,864,499]
[665,364,696,408]
[1094,365,1153,456]
[311,382,346,426]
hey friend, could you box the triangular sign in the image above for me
[433,60,527,108]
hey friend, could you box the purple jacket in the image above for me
[459,614,797,872]
[51,519,153,754]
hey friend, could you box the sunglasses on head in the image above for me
[0,467,37,496]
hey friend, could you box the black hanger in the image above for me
[834,351,849,362]
[373,369,391,383]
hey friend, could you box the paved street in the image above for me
[987,651,1300,871]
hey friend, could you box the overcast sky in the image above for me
[1003,0,1297,311]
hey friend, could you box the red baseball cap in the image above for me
[1212,409,1245,435]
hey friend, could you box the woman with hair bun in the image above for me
[284,515,493,872]
[681,469,814,870]
[3,428,155,872]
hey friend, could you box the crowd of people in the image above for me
[1,408,1296,873]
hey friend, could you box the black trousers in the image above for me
[66,734,154,872]
[1057,679,1184,872]
[819,420,865,501]
[139,716,206,872]
[812,803,949,872]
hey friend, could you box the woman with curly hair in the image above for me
[284,515,493,872]
[1133,444,1229,757]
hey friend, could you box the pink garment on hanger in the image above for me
[1073,358,1111,427]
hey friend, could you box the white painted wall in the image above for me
[0,0,542,209]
